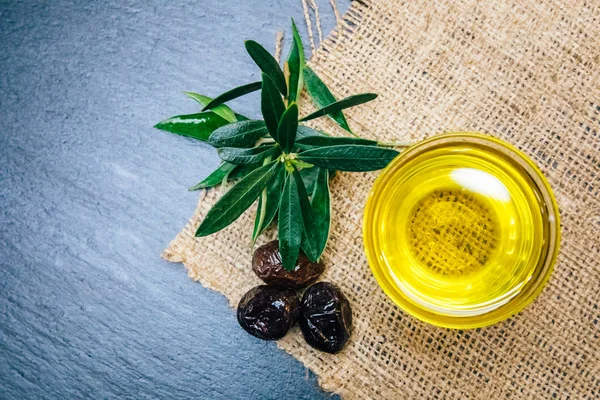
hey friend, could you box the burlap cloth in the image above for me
[163,0,600,398]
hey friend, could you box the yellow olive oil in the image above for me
[364,133,560,328]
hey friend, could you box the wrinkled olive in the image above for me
[252,240,324,289]
[299,282,352,354]
[237,285,300,341]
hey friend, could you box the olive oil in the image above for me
[364,133,560,328]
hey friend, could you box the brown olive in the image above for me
[237,285,300,341]
[299,282,352,354]
[252,240,324,289]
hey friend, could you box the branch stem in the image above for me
[377,141,412,148]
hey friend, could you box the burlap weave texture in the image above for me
[163,0,600,398]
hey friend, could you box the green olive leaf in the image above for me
[299,165,320,194]
[300,93,378,122]
[202,81,262,111]
[261,73,286,141]
[278,172,303,271]
[298,145,399,171]
[245,40,287,96]
[189,162,237,191]
[218,145,280,166]
[310,168,331,259]
[253,163,285,242]
[234,113,250,121]
[286,19,305,103]
[296,125,327,140]
[154,112,229,142]
[303,66,353,134]
[296,135,377,149]
[183,92,238,123]
[208,120,268,148]
[292,168,319,262]
[196,161,279,237]
[277,103,298,153]
[228,163,259,181]
[300,166,335,194]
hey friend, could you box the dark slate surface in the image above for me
[0,1,350,398]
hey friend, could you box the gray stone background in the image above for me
[0,0,350,398]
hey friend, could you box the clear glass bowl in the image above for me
[363,133,560,329]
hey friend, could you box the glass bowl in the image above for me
[363,133,560,329]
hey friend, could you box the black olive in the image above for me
[237,285,300,341]
[252,240,324,289]
[299,282,352,354]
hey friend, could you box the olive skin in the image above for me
[237,285,300,341]
[299,282,353,354]
[252,240,324,289]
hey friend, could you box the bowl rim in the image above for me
[362,132,561,329]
